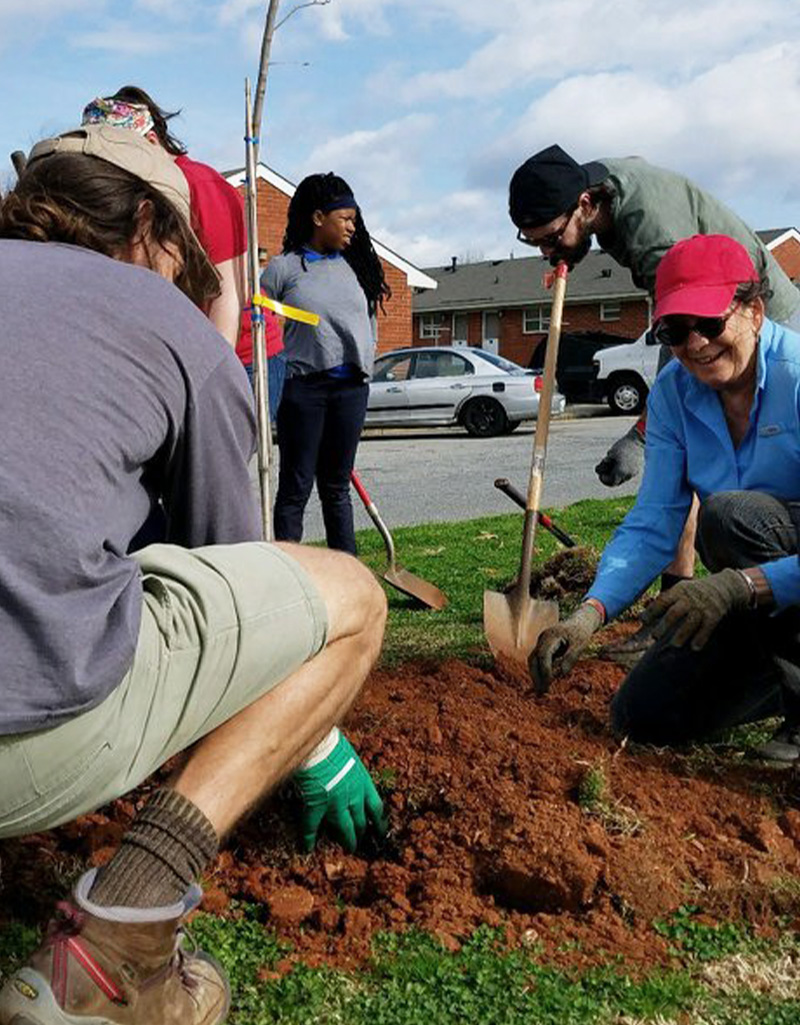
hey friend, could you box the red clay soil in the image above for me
[4,634,800,976]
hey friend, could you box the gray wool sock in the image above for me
[89,788,218,909]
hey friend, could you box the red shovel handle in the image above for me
[350,470,371,507]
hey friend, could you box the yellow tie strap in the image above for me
[252,294,320,326]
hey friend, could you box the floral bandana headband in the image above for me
[81,97,155,136]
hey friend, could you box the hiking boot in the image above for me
[752,723,800,766]
[0,869,229,1025]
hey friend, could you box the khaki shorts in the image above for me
[0,542,328,839]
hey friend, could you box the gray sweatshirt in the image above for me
[0,240,260,734]
[599,157,800,324]
[265,251,375,378]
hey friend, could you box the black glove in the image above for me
[637,569,751,651]
[529,604,603,695]
[595,423,645,487]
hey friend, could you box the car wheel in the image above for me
[607,374,647,415]
[461,397,509,437]
[502,420,522,434]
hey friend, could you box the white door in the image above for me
[366,353,412,423]
[482,311,499,354]
[406,350,474,422]
[452,312,469,347]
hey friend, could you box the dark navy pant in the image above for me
[611,491,800,744]
[273,374,368,555]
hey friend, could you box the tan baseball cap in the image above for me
[26,123,192,225]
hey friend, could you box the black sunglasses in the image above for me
[516,207,576,249]
[652,306,737,347]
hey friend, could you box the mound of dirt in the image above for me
[3,641,800,976]
[528,546,598,603]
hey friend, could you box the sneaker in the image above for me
[753,724,800,766]
[0,870,229,1025]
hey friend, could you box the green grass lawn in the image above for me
[2,495,799,1024]
[355,494,638,665]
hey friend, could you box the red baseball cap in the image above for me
[653,234,759,321]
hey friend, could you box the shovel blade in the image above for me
[384,566,448,610]
[483,587,559,665]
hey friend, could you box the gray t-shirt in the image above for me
[0,240,260,735]
[598,157,800,324]
[265,251,375,378]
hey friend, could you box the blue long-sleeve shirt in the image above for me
[588,318,800,618]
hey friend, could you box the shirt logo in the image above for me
[13,978,39,1000]
[758,424,783,437]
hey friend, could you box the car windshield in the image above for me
[471,350,528,375]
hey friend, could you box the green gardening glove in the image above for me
[636,568,751,651]
[294,732,387,852]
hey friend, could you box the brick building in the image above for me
[412,230,800,366]
[412,251,650,367]
[760,228,800,282]
[224,164,437,356]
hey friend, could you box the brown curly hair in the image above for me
[0,152,219,309]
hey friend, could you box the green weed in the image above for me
[653,905,754,962]
[575,760,643,837]
[0,922,40,983]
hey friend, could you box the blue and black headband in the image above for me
[320,193,357,214]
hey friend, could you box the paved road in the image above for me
[282,410,641,541]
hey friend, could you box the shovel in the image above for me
[350,470,448,610]
[493,478,576,548]
[483,262,569,663]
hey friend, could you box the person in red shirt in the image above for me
[238,247,286,422]
[83,87,266,368]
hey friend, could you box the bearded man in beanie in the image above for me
[508,144,800,587]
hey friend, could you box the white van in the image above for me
[593,330,659,414]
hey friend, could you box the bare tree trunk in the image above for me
[252,0,282,163]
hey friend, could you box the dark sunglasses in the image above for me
[652,306,737,347]
[516,207,576,249]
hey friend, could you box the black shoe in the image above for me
[753,724,800,765]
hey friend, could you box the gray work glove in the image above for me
[595,423,645,486]
[529,603,603,695]
[635,568,751,651]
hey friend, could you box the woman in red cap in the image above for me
[531,233,800,763]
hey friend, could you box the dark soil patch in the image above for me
[3,638,800,976]
[529,546,598,603]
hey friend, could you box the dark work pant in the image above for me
[244,352,287,424]
[273,374,369,554]
[611,490,800,744]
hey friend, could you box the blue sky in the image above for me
[2,0,800,268]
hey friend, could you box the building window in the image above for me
[451,312,468,345]
[600,301,621,322]
[419,313,442,340]
[523,306,550,333]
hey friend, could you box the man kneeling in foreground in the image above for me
[0,125,386,1025]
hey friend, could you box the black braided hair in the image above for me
[282,172,391,316]
[109,86,187,156]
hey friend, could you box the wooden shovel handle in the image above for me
[518,262,569,588]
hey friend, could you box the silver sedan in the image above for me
[366,346,566,437]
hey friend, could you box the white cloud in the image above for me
[0,0,88,18]
[218,0,263,27]
[497,42,800,199]
[70,25,179,54]
[400,0,795,102]
[372,189,510,268]
[299,113,435,211]
[133,0,204,17]
[0,0,91,44]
